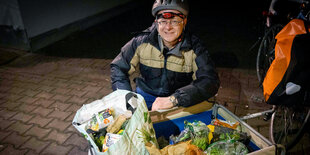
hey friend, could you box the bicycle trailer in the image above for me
[73,90,276,154]
[150,102,276,154]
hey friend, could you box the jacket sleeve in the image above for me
[173,41,220,107]
[110,38,139,91]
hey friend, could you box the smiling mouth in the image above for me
[164,32,174,35]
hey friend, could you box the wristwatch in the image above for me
[169,95,178,107]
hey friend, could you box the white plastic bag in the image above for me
[72,89,158,155]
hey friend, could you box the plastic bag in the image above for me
[86,109,114,131]
[72,90,158,154]
[211,118,240,130]
[175,121,210,142]
[207,125,249,143]
[205,139,248,155]
[174,121,210,151]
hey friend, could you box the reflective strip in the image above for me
[166,50,195,73]
[192,54,198,80]
[138,43,164,69]
[128,43,163,75]
[128,49,139,75]
[129,43,198,80]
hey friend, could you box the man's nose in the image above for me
[164,21,173,28]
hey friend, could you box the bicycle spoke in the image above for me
[256,24,283,85]
[271,105,310,150]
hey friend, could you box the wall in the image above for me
[18,0,133,38]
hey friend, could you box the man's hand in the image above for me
[151,97,174,111]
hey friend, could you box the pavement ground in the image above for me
[0,47,309,154]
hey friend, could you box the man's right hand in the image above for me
[151,97,174,111]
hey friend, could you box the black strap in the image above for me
[304,91,310,106]
[304,20,309,34]
[125,92,138,113]
[88,141,95,155]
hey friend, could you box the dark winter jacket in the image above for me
[110,23,220,107]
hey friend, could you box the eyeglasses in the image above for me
[157,20,183,27]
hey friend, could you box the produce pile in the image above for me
[85,108,131,152]
[147,119,250,155]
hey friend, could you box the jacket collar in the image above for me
[158,35,183,57]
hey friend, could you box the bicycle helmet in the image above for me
[152,0,189,17]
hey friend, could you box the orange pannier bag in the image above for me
[263,19,310,105]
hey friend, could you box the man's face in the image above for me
[156,10,187,44]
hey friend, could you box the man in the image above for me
[110,0,220,111]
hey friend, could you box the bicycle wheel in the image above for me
[256,24,283,86]
[270,105,310,150]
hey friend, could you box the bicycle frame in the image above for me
[240,108,274,120]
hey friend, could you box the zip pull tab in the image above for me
[159,53,164,59]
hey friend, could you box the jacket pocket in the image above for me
[140,64,162,80]
[173,72,192,88]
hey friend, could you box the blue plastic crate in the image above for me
[153,109,261,152]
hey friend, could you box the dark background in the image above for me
[35,0,272,69]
